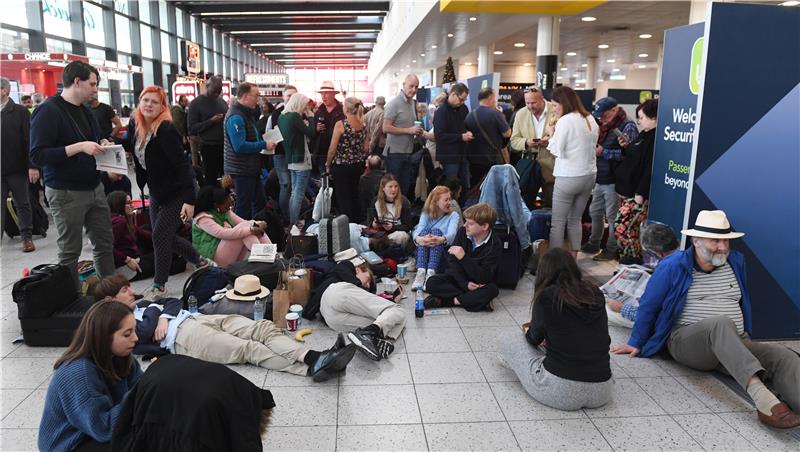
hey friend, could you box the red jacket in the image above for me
[111,213,153,267]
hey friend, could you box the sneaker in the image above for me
[375,337,395,359]
[348,328,381,361]
[412,270,426,292]
[197,257,217,269]
[308,343,357,382]
[580,242,601,254]
[142,285,167,300]
[422,268,436,291]
[593,249,618,262]
[423,295,442,309]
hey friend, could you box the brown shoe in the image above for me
[22,239,35,253]
[757,402,800,429]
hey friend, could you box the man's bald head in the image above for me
[206,76,223,98]
[367,155,383,170]
[402,74,419,99]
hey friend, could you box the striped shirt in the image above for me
[676,263,744,334]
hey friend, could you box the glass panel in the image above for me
[4,0,31,29]
[114,1,128,15]
[116,14,132,53]
[189,16,197,42]
[162,63,170,89]
[0,29,30,53]
[160,32,172,63]
[175,8,184,37]
[143,60,154,87]
[86,46,105,59]
[46,37,71,53]
[140,24,153,58]
[42,0,73,39]
[98,90,111,104]
[83,1,105,46]
[158,0,168,30]
[121,92,134,109]
[138,0,151,24]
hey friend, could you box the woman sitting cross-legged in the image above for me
[411,185,460,291]
[39,301,142,452]
[366,174,414,248]
[499,247,613,411]
[92,274,356,383]
[192,185,271,267]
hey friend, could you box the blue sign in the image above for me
[686,3,800,339]
[647,23,704,237]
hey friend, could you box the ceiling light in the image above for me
[469,17,477,21]
[493,50,503,55]
[781,0,800,5]
[420,53,426,57]
[523,63,532,67]
[597,79,604,82]
[465,62,472,66]
[261,50,370,55]
[638,64,647,69]
[606,59,615,63]
[612,68,620,72]
[566,51,577,56]
[560,67,568,71]
[231,29,378,34]
[581,16,596,22]
[581,63,588,67]
[431,45,437,49]
[598,44,609,49]
[557,76,563,80]
[639,34,652,39]
[406,64,410,68]
[447,33,454,38]
[412,59,417,63]
[514,42,525,48]
[199,10,386,16]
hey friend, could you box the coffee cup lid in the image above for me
[285,312,299,320]
[290,304,303,310]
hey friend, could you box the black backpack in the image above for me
[181,267,232,309]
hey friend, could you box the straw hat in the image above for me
[226,275,270,301]
[317,81,340,93]
[681,210,744,239]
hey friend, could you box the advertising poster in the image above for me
[186,41,201,74]
[685,3,800,339]
[647,23,703,237]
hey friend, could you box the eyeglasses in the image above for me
[125,200,133,205]
[524,86,541,93]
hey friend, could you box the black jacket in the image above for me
[120,120,196,205]
[445,228,502,289]
[307,261,375,320]
[366,195,413,233]
[526,285,611,382]
[433,102,469,164]
[131,297,181,357]
[186,94,228,145]
[358,169,386,220]
[1,99,32,176]
[312,101,345,156]
[614,128,656,199]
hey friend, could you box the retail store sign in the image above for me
[244,73,287,86]
[172,81,199,104]
[221,81,232,103]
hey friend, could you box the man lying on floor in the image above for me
[308,258,406,361]
[92,274,356,382]
[611,210,800,429]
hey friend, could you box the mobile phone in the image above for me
[611,128,623,138]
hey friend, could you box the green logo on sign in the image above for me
[689,38,704,95]
[481,79,488,89]
[639,91,653,103]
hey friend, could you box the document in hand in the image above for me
[261,128,283,155]
[95,145,128,175]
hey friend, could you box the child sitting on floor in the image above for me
[411,186,461,291]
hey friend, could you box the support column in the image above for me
[690,0,735,24]
[478,44,494,75]
[655,42,665,89]
[536,16,560,90]
[585,56,598,90]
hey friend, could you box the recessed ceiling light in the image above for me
[639,34,652,39]
[406,64,410,68]
[781,0,800,5]
[581,63,588,67]
[420,53,426,57]
[598,44,609,49]
[447,33,454,38]
[566,51,577,56]
[638,64,647,69]
[557,76,563,80]
[606,59,615,63]
[638,53,649,58]
[597,79,603,82]
[612,68,620,72]
[464,62,472,66]
[514,42,525,48]
[493,50,503,55]
[560,67,568,71]
[523,63,532,67]
[412,60,417,63]
[469,16,477,21]
[581,16,596,22]
[431,45,437,49]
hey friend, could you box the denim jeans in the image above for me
[232,174,266,220]
[289,169,311,225]
[384,152,414,198]
[272,154,291,219]
[588,183,619,252]
[442,161,471,193]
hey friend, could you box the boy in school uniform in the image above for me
[424,203,502,312]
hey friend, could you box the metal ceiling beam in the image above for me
[202,17,384,26]
[176,2,390,15]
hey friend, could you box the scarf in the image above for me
[597,108,628,145]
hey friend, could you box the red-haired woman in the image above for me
[119,86,210,300]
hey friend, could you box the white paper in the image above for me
[95,145,128,175]
[260,128,283,154]
[600,267,651,306]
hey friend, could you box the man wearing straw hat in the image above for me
[612,210,800,428]
[313,81,345,177]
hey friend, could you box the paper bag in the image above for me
[283,271,311,306]
[272,283,291,328]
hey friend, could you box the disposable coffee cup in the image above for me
[294,269,306,277]
[286,313,299,331]
[397,264,407,278]
[414,121,422,127]
[289,304,303,324]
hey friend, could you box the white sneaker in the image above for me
[423,268,436,291]
[405,257,417,273]
[142,285,168,301]
[412,270,426,291]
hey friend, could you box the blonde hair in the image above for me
[134,85,172,145]
[344,96,365,122]
[376,174,402,220]
[422,186,451,220]
[464,203,497,226]
[282,92,310,115]
[432,92,447,108]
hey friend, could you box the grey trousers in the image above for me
[320,282,406,339]
[45,183,115,288]
[499,332,613,411]
[550,174,595,250]
[588,183,619,252]
[0,172,32,240]
[668,316,800,411]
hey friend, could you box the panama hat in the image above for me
[681,210,744,239]
[317,81,340,93]
[226,275,270,301]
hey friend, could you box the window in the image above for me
[143,60,154,87]
[46,37,71,53]
[140,24,153,58]
[83,1,105,46]
[114,1,128,14]
[42,0,73,39]
[190,16,197,42]
[162,63,171,89]
[138,0,151,24]
[158,1,169,30]
[175,8,184,37]
[0,29,30,53]
[161,32,172,63]
[86,46,105,59]
[116,14,132,53]
[4,0,31,29]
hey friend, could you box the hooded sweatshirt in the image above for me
[526,285,611,382]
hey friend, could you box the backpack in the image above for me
[181,267,232,309]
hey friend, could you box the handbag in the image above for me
[286,233,318,257]
[471,110,510,164]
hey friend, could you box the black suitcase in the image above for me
[225,258,289,291]
[493,224,524,290]
[19,296,96,346]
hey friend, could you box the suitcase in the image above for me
[493,224,524,290]
[317,175,350,255]
[528,208,552,242]
[226,258,288,291]
[4,189,49,238]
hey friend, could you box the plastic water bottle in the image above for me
[415,291,424,318]
[187,294,198,314]
[253,296,264,321]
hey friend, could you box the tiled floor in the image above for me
[2,232,799,451]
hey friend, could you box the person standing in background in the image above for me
[464,88,511,188]
[187,76,228,186]
[266,85,298,222]
[383,74,423,196]
[313,81,345,177]
[434,83,473,192]
[88,94,122,140]
[364,96,386,154]
[325,97,369,223]
[170,95,190,144]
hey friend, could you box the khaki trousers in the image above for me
[175,315,308,375]
[320,282,406,339]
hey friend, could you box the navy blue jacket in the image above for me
[133,297,182,357]
[433,102,469,164]
[29,95,102,190]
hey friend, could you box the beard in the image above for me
[696,244,729,267]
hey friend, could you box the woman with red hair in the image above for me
[119,86,210,299]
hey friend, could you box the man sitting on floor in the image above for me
[612,210,800,429]
[309,258,406,361]
[93,274,356,382]
[424,203,502,312]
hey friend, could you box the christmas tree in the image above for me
[442,57,456,84]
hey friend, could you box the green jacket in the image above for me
[171,105,187,137]
[277,112,316,164]
[191,210,232,259]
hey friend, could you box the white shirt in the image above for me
[547,112,598,177]
[531,109,547,138]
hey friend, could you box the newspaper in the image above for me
[600,267,651,305]
[248,244,277,263]
[260,127,283,154]
[95,145,128,175]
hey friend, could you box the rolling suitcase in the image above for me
[493,224,524,290]
[317,174,350,255]
[528,208,552,242]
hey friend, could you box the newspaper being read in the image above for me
[95,145,128,176]
[600,267,651,305]
[260,127,283,155]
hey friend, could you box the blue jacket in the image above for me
[413,211,461,245]
[479,164,532,250]
[628,247,752,357]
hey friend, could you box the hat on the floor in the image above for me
[681,210,744,239]
[334,248,366,267]
[226,275,270,301]
[317,81,339,93]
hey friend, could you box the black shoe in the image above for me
[333,332,347,350]
[376,337,395,359]
[619,256,643,266]
[484,301,494,312]
[580,242,601,254]
[593,249,618,262]
[348,328,381,361]
[309,343,357,382]
[424,295,442,309]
